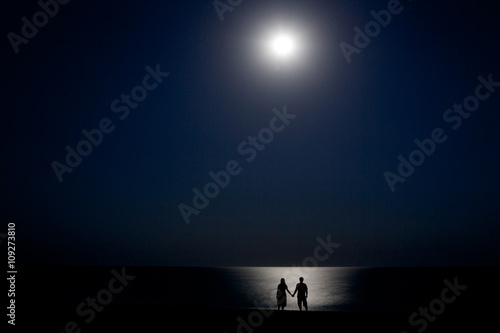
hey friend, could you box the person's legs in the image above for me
[297,298,302,311]
[303,298,308,311]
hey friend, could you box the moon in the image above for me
[271,34,296,57]
[251,23,311,71]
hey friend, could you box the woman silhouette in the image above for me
[276,278,293,310]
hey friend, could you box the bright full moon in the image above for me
[255,24,308,70]
[270,34,296,58]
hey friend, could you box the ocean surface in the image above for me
[21,266,497,313]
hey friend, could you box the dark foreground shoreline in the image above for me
[19,304,496,332]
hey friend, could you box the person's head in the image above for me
[299,277,304,282]
[281,278,285,284]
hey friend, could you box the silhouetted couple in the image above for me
[276,277,308,311]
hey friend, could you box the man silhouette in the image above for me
[292,277,308,311]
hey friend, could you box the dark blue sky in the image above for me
[3,0,500,266]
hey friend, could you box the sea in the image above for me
[21,266,497,313]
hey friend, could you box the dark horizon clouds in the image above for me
[2,0,500,267]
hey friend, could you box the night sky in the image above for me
[3,0,500,267]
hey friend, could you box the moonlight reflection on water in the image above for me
[227,267,359,311]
